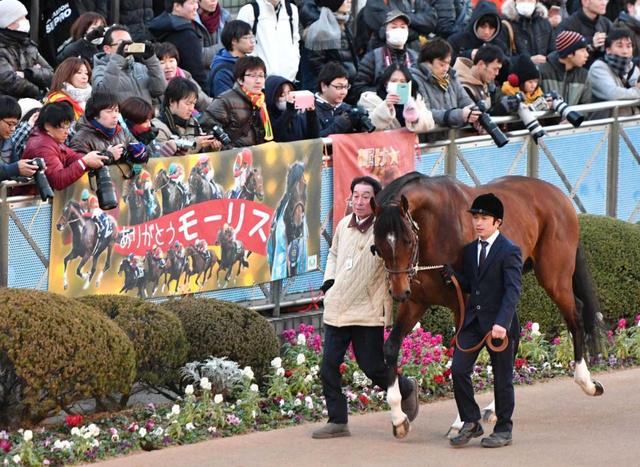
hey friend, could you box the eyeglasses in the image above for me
[330,83,351,91]
[57,123,72,132]
[244,73,266,79]
[240,35,256,42]
[1,119,18,130]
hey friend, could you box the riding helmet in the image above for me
[468,193,504,219]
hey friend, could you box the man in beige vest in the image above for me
[312,176,419,439]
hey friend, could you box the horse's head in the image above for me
[155,168,168,187]
[56,201,82,231]
[248,167,264,201]
[118,259,128,275]
[372,195,419,302]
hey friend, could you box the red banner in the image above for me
[331,129,417,228]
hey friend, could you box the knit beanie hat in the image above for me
[507,54,540,88]
[556,31,589,58]
[315,0,345,12]
[0,0,28,29]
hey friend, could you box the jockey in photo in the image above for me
[195,238,212,262]
[127,253,145,280]
[81,191,110,243]
[194,155,224,198]
[132,164,157,218]
[229,148,253,199]
[168,162,190,205]
[150,244,166,268]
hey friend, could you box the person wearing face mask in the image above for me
[0,0,54,99]
[614,0,640,59]
[265,75,319,142]
[46,58,94,122]
[588,27,640,117]
[500,0,554,64]
[352,11,418,97]
[357,64,435,131]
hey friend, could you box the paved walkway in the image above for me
[94,368,640,467]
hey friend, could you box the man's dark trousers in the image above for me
[320,324,413,424]
[451,317,518,433]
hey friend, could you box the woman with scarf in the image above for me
[198,0,231,63]
[154,77,222,156]
[357,63,434,132]
[45,57,93,123]
[204,56,273,148]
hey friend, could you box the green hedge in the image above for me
[0,289,136,424]
[161,297,279,382]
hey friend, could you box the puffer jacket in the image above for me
[203,83,267,148]
[352,46,418,97]
[69,115,137,154]
[501,0,554,57]
[118,0,155,41]
[556,9,612,68]
[92,52,166,104]
[539,52,592,106]
[453,56,493,109]
[314,96,355,137]
[588,59,640,118]
[411,63,474,127]
[0,29,54,99]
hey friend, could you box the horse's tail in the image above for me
[572,243,602,356]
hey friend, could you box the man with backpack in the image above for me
[237,0,301,81]
[208,20,255,97]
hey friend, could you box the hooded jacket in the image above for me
[501,0,553,57]
[411,63,474,127]
[352,46,418,97]
[92,52,166,104]
[453,56,493,109]
[0,29,54,99]
[69,114,137,155]
[149,12,207,88]
[447,1,510,62]
[208,48,238,98]
[539,52,592,106]
[556,8,612,68]
[264,75,319,142]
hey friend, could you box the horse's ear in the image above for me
[400,194,409,213]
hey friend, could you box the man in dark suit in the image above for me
[441,192,523,448]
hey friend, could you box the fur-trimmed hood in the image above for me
[501,0,548,21]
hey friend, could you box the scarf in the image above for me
[45,90,85,120]
[242,86,273,141]
[604,53,632,80]
[90,118,118,139]
[63,83,92,108]
[433,73,450,92]
[383,47,412,68]
[501,81,544,104]
[200,6,222,33]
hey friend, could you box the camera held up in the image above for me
[30,158,54,201]
[472,101,509,148]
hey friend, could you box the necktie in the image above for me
[479,240,488,268]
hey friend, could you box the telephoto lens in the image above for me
[546,91,584,127]
[348,107,376,133]
[474,101,509,148]
[31,158,54,201]
[515,93,546,143]
[91,165,118,210]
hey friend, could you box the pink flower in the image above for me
[552,336,561,346]
[525,321,533,331]
[145,419,155,431]
[0,439,11,453]
[617,318,627,330]
[635,314,640,323]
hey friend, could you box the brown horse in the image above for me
[371,173,603,438]
[228,167,265,201]
[184,244,218,287]
[156,168,187,214]
[56,200,118,291]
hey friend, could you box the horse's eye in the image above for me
[370,245,378,256]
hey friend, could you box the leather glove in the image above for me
[440,264,455,286]
[320,279,334,294]
[85,26,105,44]
[116,40,133,57]
[141,41,156,60]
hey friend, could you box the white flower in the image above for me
[271,357,282,369]
[412,321,422,332]
[88,424,100,437]
[531,322,541,336]
[252,410,257,419]
[305,396,314,409]
[296,353,306,365]
[53,439,72,451]
[293,398,302,407]
[276,367,285,377]
[111,433,119,442]
[138,427,147,438]
[310,365,319,376]
[91,439,100,448]
[304,374,313,383]
[152,427,164,437]
[278,399,285,407]
[185,384,194,395]
[12,455,20,464]
[242,366,255,380]
[250,383,259,392]
[487,365,493,374]
[23,430,32,442]
[287,410,294,417]
[200,377,211,391]
[214,394,223,404]
[207,426,217,434]
[185,423,195,431]
[297,333,307,346]
[70,427,80,436]
[171,404,181,416]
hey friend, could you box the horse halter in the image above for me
[382,204,421,278]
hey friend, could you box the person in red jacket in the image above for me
[21,102,111,191]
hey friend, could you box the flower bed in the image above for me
[2,316,640,466]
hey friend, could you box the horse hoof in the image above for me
[482,409,497,423]
[392,417,410,439]
[593,380,604,396]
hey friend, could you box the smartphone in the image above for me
[387,82,411,105]
[290,90,314,110]
[126,42,146,54]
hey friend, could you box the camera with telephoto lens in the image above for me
[89,152,118,210]
[347,107,376,133]
[30,158,54,201]
[171,135,197,151]
[545,91,584,127]
[210,124,232,147]
[513,92,546,144]
[472,101,509,148]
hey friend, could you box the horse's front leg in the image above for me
[63,251,76,290]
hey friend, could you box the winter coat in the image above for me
[92,52,166,104]
[0,138,18,182]
[149,12,208,88]
[411,63,474,127]
[21,128,87,191]
[306,24,358,90]
[357,91,435,132]
[265,75,319,142]
[614,12,640,61]
[197,8,231,70]
[352,46,418,97]
[314,96,355,137]
[118,0,155,41]
[501,0,554,57]
[69,115,137,155]
[203,83,267,147]
[447,1,511,62]
[207,48,238,98]
[539,52,592,106]
[432,0,458,38]
[453,57,493,109]
[588,59,640,118]
[0,30,54,99]
[557,9,613,68]
[56,38,98,65]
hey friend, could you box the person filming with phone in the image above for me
[265,75,319,142]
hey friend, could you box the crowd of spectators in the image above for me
[1,0,640,191]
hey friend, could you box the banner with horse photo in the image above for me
[331,129,417,229]
[48,139,323,298]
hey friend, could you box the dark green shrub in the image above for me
[420,306,456,343]
[0,289,135,424]
[162,297,279,381]
[78,295,189,397]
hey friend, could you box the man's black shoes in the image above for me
[481,431,513,448]
[449,421,484,447]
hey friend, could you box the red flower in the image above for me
[445,347,454,357]
[358,394,369,405]
[617,318,627,330]
[339,363,348,375]
[0,439,12,453]
[443,368,451,378]
[433,374,445,384]
[65,414,83,428]
[515,358,528,369]
[284,370,293,378]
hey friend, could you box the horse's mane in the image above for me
[373,203,413,241]
[376,172,426,205]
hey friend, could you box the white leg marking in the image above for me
[387,377,405,426]
[574,358,596,395]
